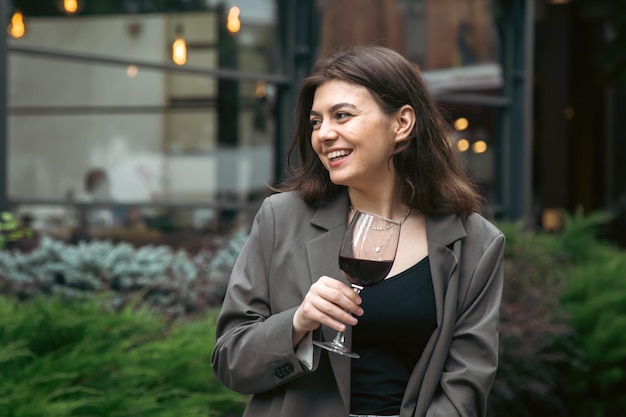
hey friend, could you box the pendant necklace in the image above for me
[369,233,393,253]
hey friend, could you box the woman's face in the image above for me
[310,80,401,189]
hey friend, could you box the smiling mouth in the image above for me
[326,150,352,161]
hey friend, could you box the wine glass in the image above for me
[313,210,401,358]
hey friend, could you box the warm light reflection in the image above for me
[457,138,470,152]
[63,0,79,15]
[472,140,488,154]
[454,117,469,131]
[227,7,241,34]
[542,208,563,232]
[564,106,575,119]
[255,81,266,98]
[127,65,138,78]
[172,37,187,66]
[7,11,26,39]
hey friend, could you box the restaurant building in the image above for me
[1,0,623,246]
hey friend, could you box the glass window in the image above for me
[10,0,281,73]
[7,1,280,242]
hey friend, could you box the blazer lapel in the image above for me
[305,192,353,410]
[402,213,467,415]
[306,192,350,288]
[426,213,467,327]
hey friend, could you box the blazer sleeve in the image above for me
[426,231,505,417]
[210,198,312,395]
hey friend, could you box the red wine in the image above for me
[338,256,393,286]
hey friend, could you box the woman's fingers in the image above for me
[314,276,363,314]
[293,276,363,333]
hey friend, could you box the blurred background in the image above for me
[2,0,624,249]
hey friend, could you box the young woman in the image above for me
[211,45,505,417]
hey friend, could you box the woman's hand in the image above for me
[292,276,363,346]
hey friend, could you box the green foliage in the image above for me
[0,232,248,317]
[2,207,624,416]
[555,207,626,414]
[0,228,251,416]
[559,252,626,416]
[559,207,616,265]
[0,295,247,417]
[491,208,626,417]
[0,212,33,250]
[489,221,575,417]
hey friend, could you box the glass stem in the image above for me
[331,330,346,346]
[329,284,364,346]
[351,284,364,293]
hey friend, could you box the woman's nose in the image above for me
[316,120,338,141]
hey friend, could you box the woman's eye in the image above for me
[336,112,351,120]
[309,119,321,129]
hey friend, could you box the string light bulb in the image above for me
[456,138,470,152]
[63,0,79,15]
[7,10,26,39]
[454,117,469,131]
[472,140,488,154]
[227,6,241,34]
[172,24,187,66]
[172,37,187,65]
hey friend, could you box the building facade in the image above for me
[2,0,622,247]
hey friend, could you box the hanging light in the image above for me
[7,10,26,39]
[472,140,488,154]
[227,6,241,34]
[172,37,187,65]
[56,0,82,15]
[453,117,469,131]
[456,138,470,152]
[63,0,79,15]
[172,24,187,66]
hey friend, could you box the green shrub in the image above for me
[0,294,248,417]
[559,207,616,265]
[489,221,576,417]
[490,209,626,417]
[3,208,625,417]
[558,252,626,417]
[0,232,248,317]
[492,209,626,417]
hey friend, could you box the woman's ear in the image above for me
[394,105,416,143]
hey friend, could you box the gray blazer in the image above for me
[211,190,505,417]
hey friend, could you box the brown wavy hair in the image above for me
[276,45,482,216]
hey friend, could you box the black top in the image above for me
[350,257,437,415]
